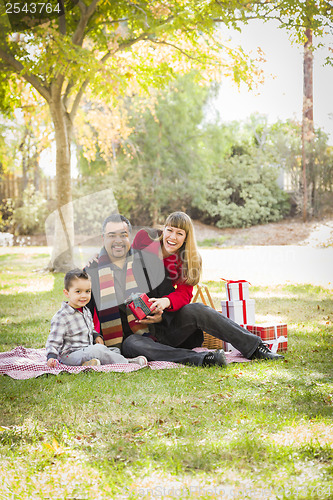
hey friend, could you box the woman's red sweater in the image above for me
[132,229,193,311]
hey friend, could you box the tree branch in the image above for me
[73,0,100,46]
[0,48,51,102]
[99,32,150,62]
[68,79,89,121]
[127,0,150,28]
[150,39,201,62]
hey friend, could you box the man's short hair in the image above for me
[102,214,132,234]
[64,268,90,290]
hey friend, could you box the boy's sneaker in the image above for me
[202,349,227,367]
[250,343,284,361]
[82,358,101,366]
[128,356,148,367]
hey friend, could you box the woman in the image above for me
[132,211,202,313]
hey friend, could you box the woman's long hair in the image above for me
[163,211,202,286]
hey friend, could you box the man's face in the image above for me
[103,221,131,261]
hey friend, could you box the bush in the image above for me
[12,184,48,235]
[72,178,118,236]
[200,155,290,228]
[0,198,14,232]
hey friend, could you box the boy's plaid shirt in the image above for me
[46,301,98,360]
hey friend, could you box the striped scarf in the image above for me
[97,248,149,347]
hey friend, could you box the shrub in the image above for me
[12,184,48,235]
[72,177,118,236]
[200,155,290,228]
[0,198,14,232]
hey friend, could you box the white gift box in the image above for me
[223,342,240,353]
[224,281,250,301]
[221,299,255,326]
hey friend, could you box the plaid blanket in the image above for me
[0,346,249,380]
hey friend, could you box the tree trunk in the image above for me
[47,98,74,272]
[302,27,314,221]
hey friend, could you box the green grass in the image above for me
[0,248,333,499]
[197,236,227,247]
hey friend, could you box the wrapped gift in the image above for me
[246,323,288,353]
[222,341,239,353]
[221,299,255,325]
[221,279,250,301]
[125,293,154,320]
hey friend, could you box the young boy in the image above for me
[46,268,147,367]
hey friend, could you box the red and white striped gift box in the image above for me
[245,323,288,353]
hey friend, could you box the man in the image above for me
[86,214,283,367]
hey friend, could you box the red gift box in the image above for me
[126,293,154,320]
[246,323,288,352]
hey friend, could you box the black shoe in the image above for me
[251,343,284,361]
[202,349,227,367]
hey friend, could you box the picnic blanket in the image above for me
[0,346,249,380]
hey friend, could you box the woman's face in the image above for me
[162,225,187,255]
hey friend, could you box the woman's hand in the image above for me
[95,336,104,345]
[85,253,98,268]
[148,297,171,313]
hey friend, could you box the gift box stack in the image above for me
[220,279,288,353]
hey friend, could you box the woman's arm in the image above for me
[148,282,194,313]
[164,283,194,311]
[132,228,161,253]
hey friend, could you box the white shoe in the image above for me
[82,358,101,366]
[128,355,148,367]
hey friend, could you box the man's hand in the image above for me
[95,336,104,345]
[136,310,163,325]
[47,358,58,368]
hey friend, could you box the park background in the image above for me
[0,2,333,499]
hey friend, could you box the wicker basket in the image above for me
[192,284,223,350]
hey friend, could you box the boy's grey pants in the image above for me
[60,344,127,365]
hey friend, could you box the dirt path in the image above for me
[200,245,333,288]
[193,216,333,247]
[194,216,333,288]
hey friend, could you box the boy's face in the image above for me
[102,221,131,262]
[64,277,91,309]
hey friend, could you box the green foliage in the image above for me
[201,154,290,228]
[114,73,211,224]
[264,120,333,216]
[0,198,14,232]
[12,184,48,235]
[197,236,227,247]
[71,179,118,236]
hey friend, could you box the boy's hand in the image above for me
[47,358,58,368]
[95,336,104,345]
